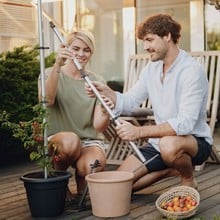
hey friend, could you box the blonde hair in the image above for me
[66,29,95,53]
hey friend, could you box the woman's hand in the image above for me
[55,43,73,66]
[93,95,114,132]
[115,119,140,141]
[100,95,114,114]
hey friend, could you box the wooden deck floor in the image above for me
[0,161,220,220]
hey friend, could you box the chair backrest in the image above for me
[188,51,220,135]
[124,54,150,93]
[124,54,151,108]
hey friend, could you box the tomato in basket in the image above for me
[160,195,197,212]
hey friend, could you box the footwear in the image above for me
[65,193,79,204]
[65,193,84,208]
[65,193,88,212]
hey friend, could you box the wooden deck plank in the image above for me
[0,162,219,220]
[198,193,220,218]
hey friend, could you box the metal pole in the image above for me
[37,0,48,178]
[49,22,152,164]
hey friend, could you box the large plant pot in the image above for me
[20,170,72,217]
[86,171,134,218]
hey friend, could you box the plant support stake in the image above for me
[37,0,48,178]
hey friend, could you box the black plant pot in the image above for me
[20,170,72,218]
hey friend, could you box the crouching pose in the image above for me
[38,29,113,201]
[86,14,212,191]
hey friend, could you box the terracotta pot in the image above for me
[86,171,134,218]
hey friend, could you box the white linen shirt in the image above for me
[114,49,213,152]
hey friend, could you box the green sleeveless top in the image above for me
[47,69,103,140]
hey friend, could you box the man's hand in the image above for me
[85,81,117,105]
[115,119,140,141]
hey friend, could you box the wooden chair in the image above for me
[104,54,151,165]
[189,51,220,164]
[105,51,220,165]
[121,54,154,126]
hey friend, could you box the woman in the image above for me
[38,29,113,201]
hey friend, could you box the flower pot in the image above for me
[20,170,72,217]
[86,171,134,218]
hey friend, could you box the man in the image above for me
[86,14,212,191]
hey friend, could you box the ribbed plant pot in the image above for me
[86,171,134,218]
[20,170,72,218]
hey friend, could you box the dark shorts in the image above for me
[139,136,212,172]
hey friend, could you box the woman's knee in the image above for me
[49,132,81,160]
[76,147,106,176]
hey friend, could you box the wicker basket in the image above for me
[155,186,200,219]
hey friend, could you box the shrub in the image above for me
[0,45,55,165]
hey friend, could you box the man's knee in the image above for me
[159,136,179,164]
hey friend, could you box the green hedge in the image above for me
[0,45,55,166]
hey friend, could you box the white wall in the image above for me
[190,0,205,51]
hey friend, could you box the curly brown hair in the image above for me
[137,14,181,44]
